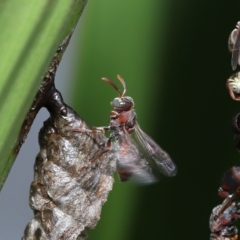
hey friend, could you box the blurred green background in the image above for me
[69,0,240,239]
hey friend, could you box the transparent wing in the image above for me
[229,22,240,70]
[134,123,177,177]
[114,131,157,185]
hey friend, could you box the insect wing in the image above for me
[229,22,240,70]
[114,131,157,184]
[134,123,177,177]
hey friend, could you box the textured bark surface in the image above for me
[22,89,116,240]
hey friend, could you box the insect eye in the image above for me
[111,97,134,112]
[111,98,126,108]
[230,84,240,93]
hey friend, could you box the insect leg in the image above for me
[72,126,110,134]
[90,134,114,162]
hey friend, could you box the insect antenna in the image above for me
[117,75,127,97]
[102,75,127,97]
[102,77,122,97]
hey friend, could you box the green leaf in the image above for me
[0,0,87,190]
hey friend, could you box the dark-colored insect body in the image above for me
[208,19,240,240]
[209,166,240,240]
[102,75,177,183]
[229,22,240,71]
[210,167,240,240]
[209,201,240,240]
[219,167,240,199]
